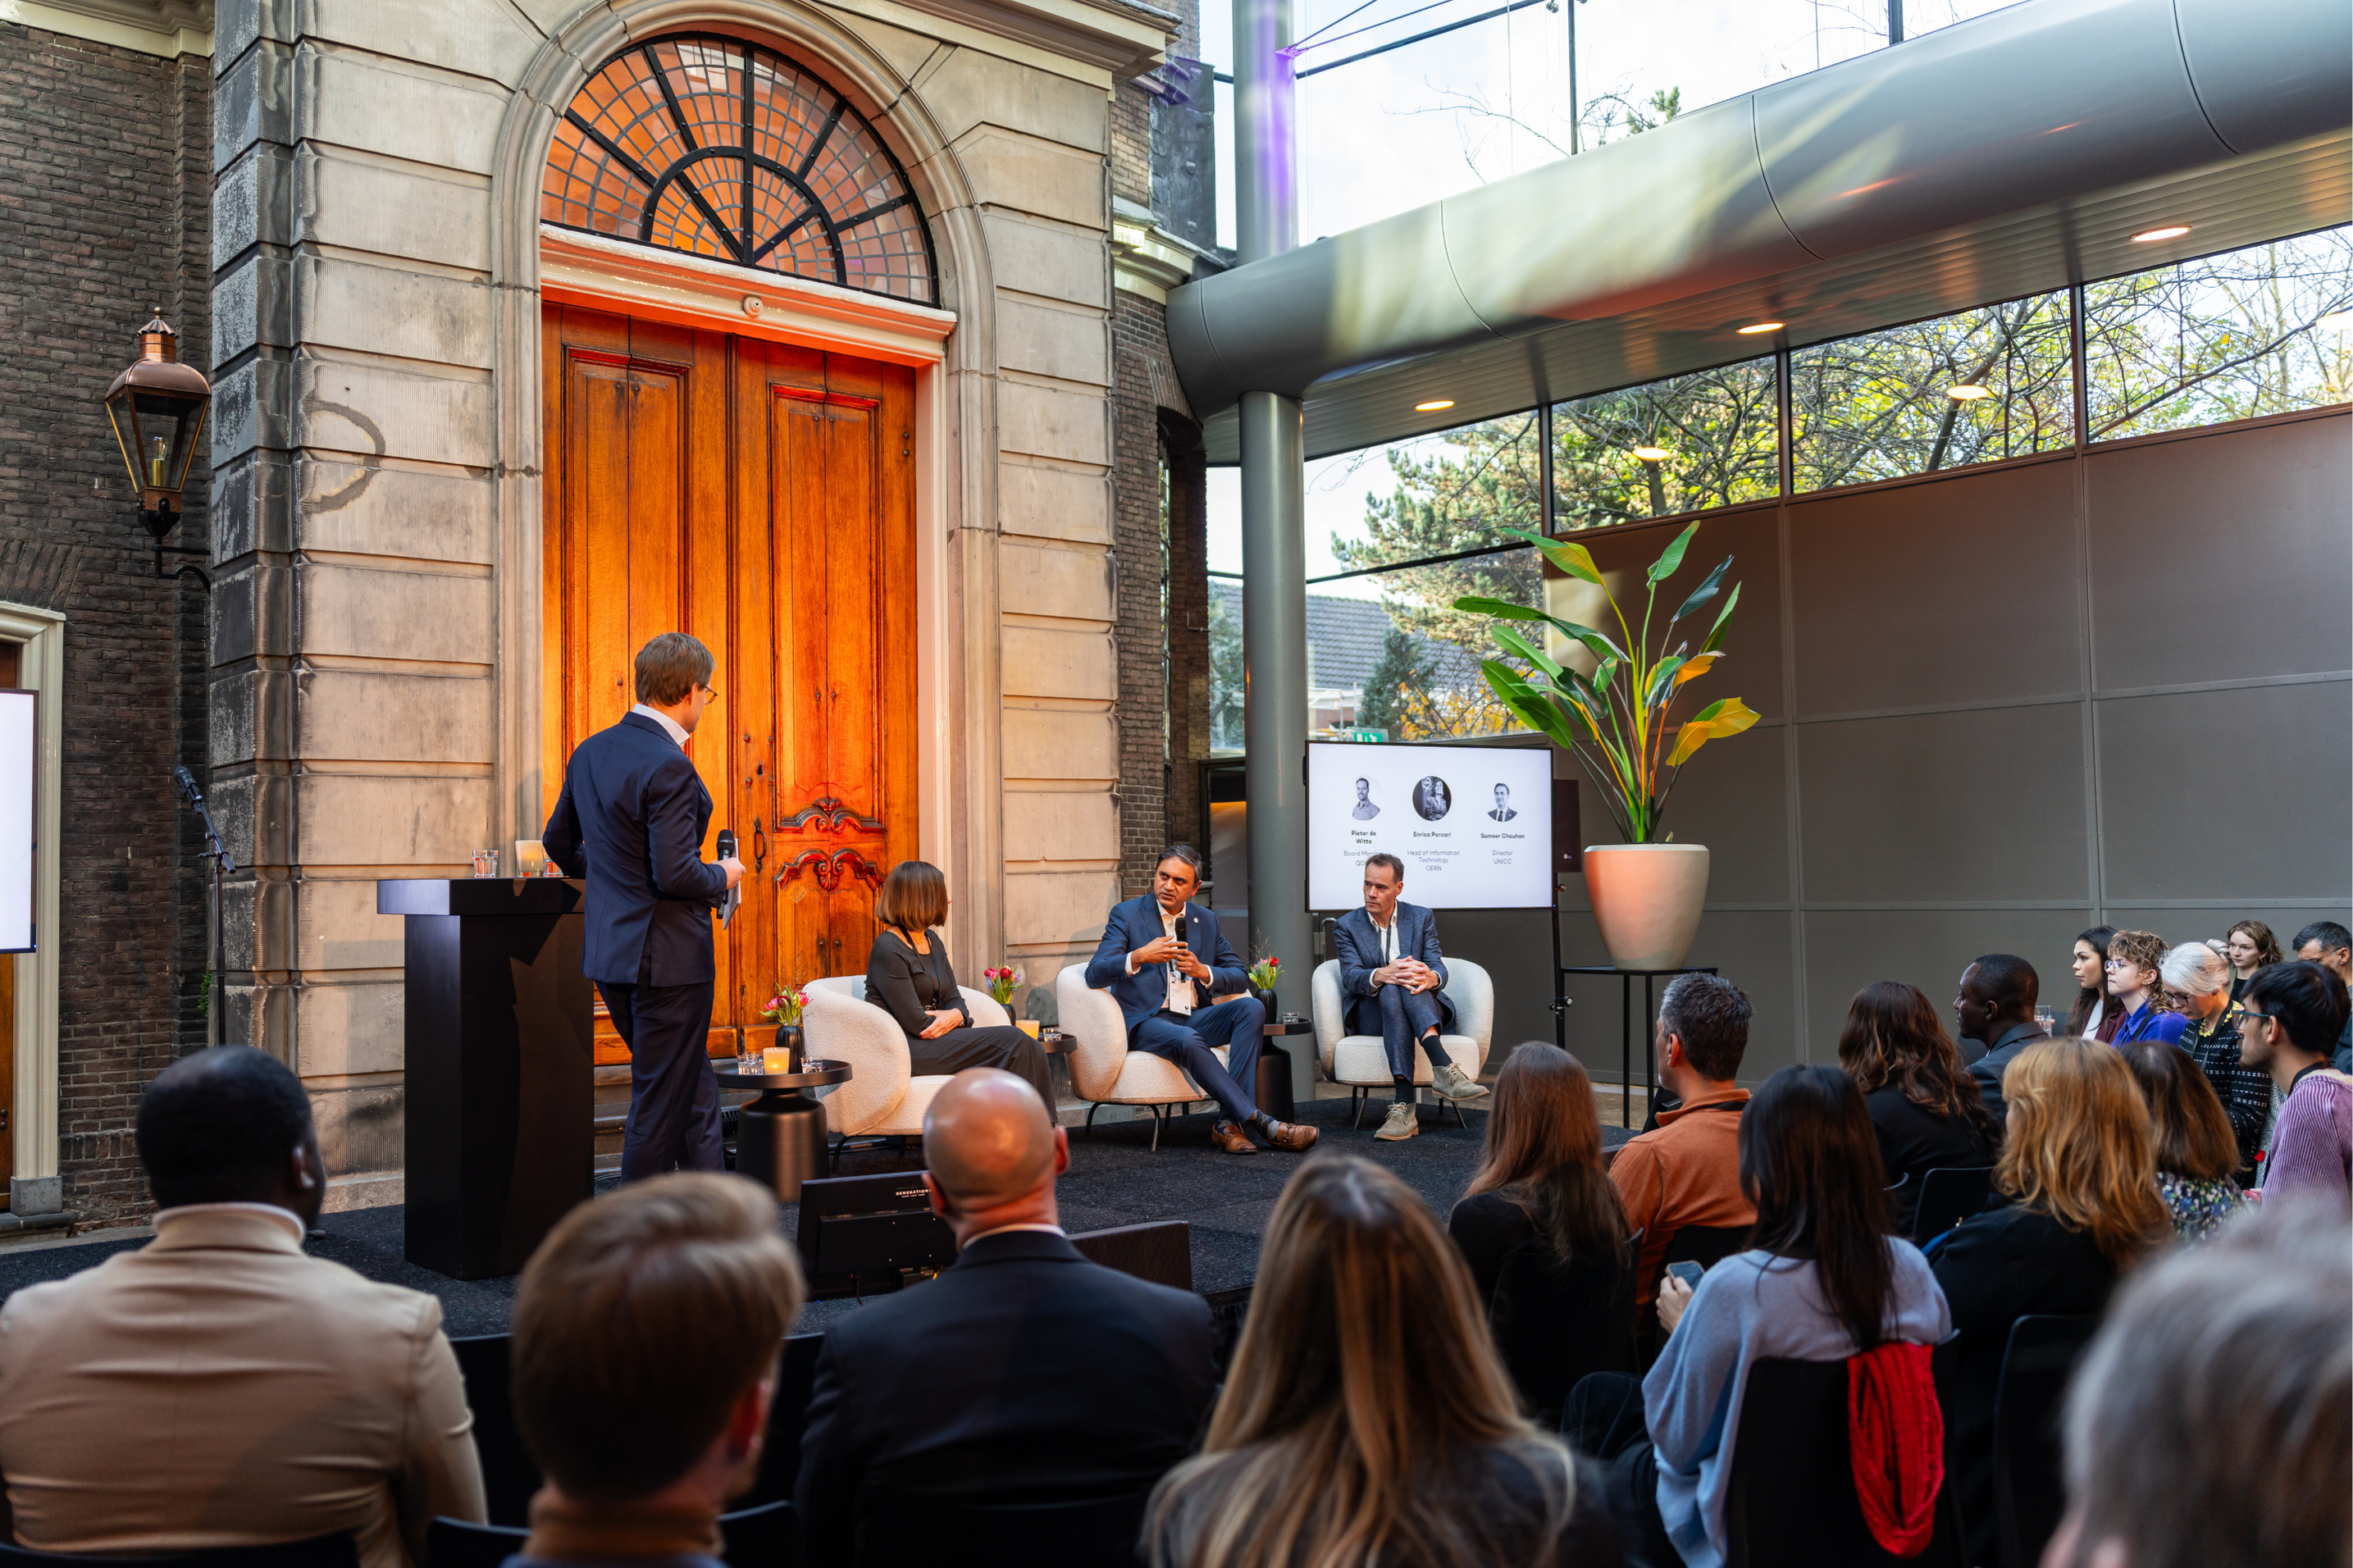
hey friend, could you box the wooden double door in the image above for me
[541,305,918,1061]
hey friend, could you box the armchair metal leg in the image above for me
[1084,1102,1101,1139]
[1150,1104,1163,1152]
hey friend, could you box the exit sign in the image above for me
[1339,728,1386,743]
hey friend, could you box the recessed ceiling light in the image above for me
[1415,399,1455,412]
[2131,225,2190,243]
[2317,311,2353,330]
[1630,446,1671,461]
[1737,321,1784,335]
[1946,384,1990,401]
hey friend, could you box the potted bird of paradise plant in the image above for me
[1455,518,1758,971]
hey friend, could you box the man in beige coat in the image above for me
[0,1047,486,1567]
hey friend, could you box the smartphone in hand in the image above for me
[1664,1260,1705,1289]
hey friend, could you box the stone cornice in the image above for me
[1110,198,1218,303]
[876,0,1174,80]
[0,0,211,56]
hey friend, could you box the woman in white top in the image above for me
[2068,925,2122,1043]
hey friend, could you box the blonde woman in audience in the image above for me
[1931,1039,2169,1567]
[2117,1041,2250,1241]
[1148,1157,1612,1568]
[2159,942,2269,1178]
[2106,929,2188,1046]
[2223,920,2283,1003]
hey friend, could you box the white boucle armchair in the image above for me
[1055,964,1227,1151]
[1310,956,1494,1129]
[802,974,1010,1146]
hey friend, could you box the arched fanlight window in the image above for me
[543,34,937,306]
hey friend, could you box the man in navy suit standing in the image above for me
[1084,846,1317,1155]
[541,632,745,1180]
[1332,852,1487,1142]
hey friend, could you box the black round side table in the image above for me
[715,1059,853,1201]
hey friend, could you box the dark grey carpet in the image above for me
[0,1096,1632,1335]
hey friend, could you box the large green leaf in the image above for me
[1668,556,1732,626]
[1490,624,1562,677]
[1497,525,1603,586]
[1699,581,1743,654]
[1453,597,1627,667]
[1480,660,1585,746]
[1644,654,1689,708]
[1646,519,1703,586]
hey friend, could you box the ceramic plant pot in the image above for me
[1583,843,1712,972]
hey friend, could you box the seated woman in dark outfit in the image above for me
[1447,1045,1635,1427]
[863,860,1055,1113]
[1835,982,2002,1235]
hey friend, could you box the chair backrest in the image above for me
[0,1537,362,1568]
[718,1498,800,1568]
[1443,956,1494,1054]
[1991,1315,2103,1568]
[1488,1239,1637,1424]
[743,1333,828,1508]
[1661,1221,1751,1271]
[807,974,863,999]
[1055,964,1131,1101]
[1310,959,1345,1075]
[1069,1219,1192,1290]
[852,1491,1152,1568]
[425,1516,527,1568]
[449,1333,540,1528]
[801,979,910,1133]
[1724,1357,1959,1568]
[1913,1167,1996,1244]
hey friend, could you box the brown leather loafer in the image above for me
[1258,1118,1320,1152]
[1211,1119,1258,1155]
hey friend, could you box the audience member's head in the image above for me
[1151,1157,1573,1568]
[2068,926,2117,1036]
[2237,961,2350,1082]
[513,1174,804,1516]
[2224,920,2282,978]
[135,1046,323,1224]
[1956,953,2038,1044]
[2291,920,2352,988]
[1654,972,1751,1091]
[1740,1065,1891,1349]
[873,859,949,932]
[2116,1040,2240,1187]
[1837,981,2000,1139]
[2105,930,2169,1013]
[1994,1039,2168,1266]
[1465,1044,1629,1267]
[2158,942,2233,1023]
[921,1066,1067,1245]
[2051,1204,2350,1568]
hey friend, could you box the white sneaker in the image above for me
[1432,1062,1490,1102]
[1375,1101,1419,1141]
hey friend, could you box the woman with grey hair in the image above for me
[2159,942,2269,1180]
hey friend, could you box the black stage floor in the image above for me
[0,1096,1633,1336]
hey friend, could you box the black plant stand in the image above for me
[1557,964,1720,1127]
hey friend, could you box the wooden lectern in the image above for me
[379,877,594,1279]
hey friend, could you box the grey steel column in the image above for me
[1234,0,1310,1087]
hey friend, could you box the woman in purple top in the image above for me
[2240,961,2353,1201]
[2105,930,2188,1047]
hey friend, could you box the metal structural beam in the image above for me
[1232,0,1311,1088]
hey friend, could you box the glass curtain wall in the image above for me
[1552,358,1780,529]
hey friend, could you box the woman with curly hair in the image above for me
[2106,928,2188,1046]
[1836,982,2002,1233]
[2223,920,2284,1002]
[1931,1038,2170,1566]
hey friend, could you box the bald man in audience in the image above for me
[794,1069,1217,1561]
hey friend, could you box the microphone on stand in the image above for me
[716,830,741,928]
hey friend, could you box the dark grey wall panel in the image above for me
[1789,459,2081,717]
[1797,703,2091,903]
[2088,413,2352,691]
[1802,908,2095,1060]
[1575,505,1788,722]
[2096,679,2353,901]
[1559,727,1794,905]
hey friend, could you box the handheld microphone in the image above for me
[715,830,740,926]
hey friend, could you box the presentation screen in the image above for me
[0,689,32,952]
[1306,741,1552,910]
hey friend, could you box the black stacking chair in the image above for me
[1912,1167,1995,1245]
[850,1491,1152,1568]
[1991,1315,2103,1568]
[1723,1358,1962,1568]
[1636,1222,1750,1369]
[0,1538,358,1567]
[741,1333,827,1508]
[426,1518,527,1568]
[449,1333,540,1528]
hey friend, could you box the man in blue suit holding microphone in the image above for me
[1086,846,1318,1155]
[541,632,745,1181]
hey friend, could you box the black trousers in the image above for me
[602,975,723,1181]
[909,1025,1057,1114]
[1563,1371,1678,1568]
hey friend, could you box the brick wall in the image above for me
[0,23,213,1224]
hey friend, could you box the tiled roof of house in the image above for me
[1209,579,1484,693]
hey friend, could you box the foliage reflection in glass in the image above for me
[1551,358,1780,529]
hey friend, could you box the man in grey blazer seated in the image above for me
[1332,852,1489,1141]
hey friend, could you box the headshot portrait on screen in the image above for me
[1488,783,1516,822]
[1351,777,1379,820]
[1412,777,1452,821]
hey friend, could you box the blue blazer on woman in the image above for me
[1084,896,1247,1032]
[2114,1002,2189,1047]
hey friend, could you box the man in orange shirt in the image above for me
[1611,973,1757,1310]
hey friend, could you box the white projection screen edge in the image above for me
[1306,741,1551,911]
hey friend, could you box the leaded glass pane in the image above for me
[540,34,938,305]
